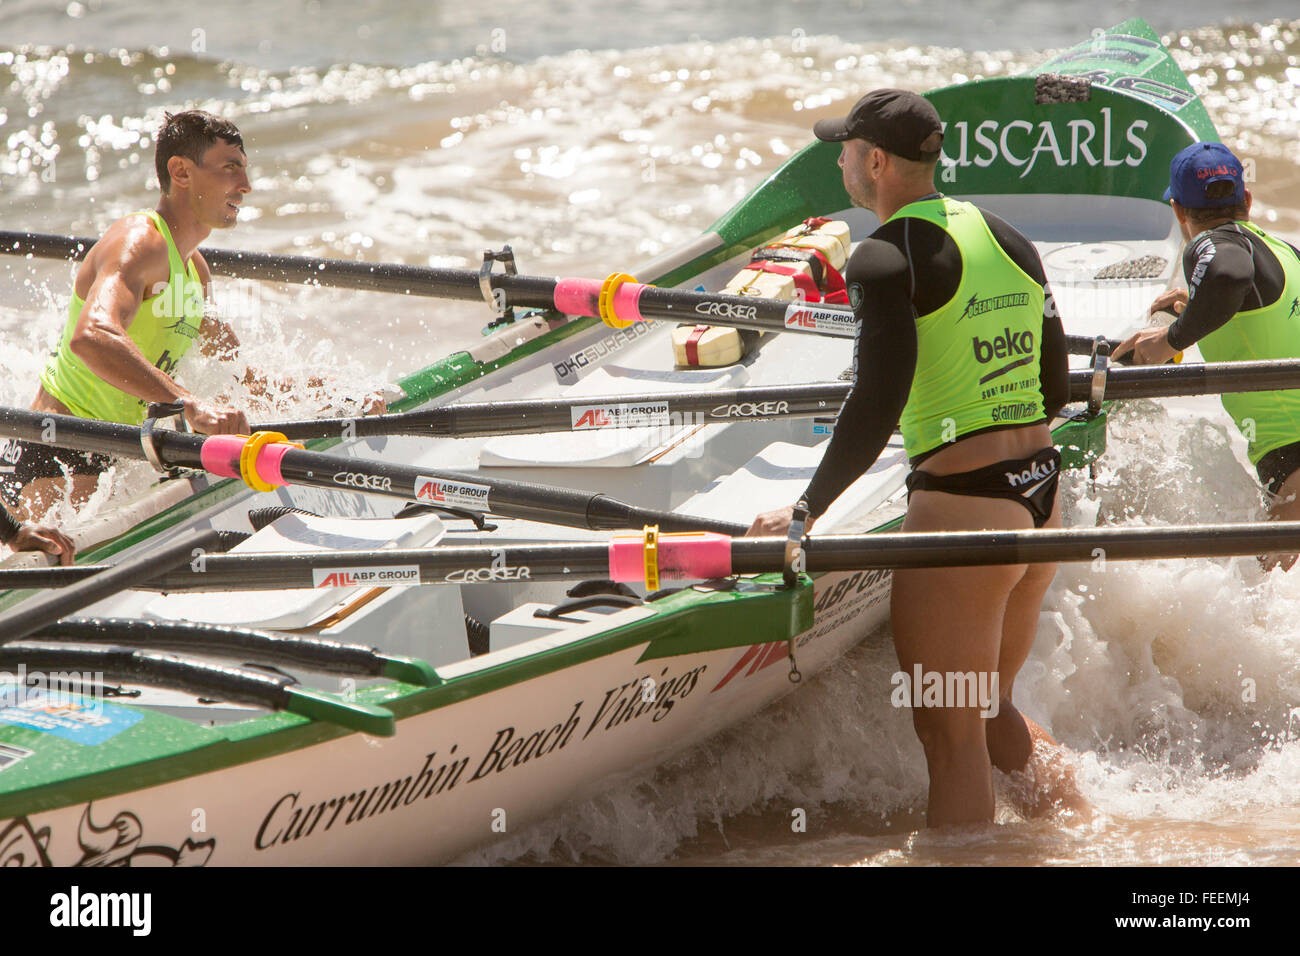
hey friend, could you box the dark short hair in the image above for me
[1184,181,1248,226]
[155,110,244,192]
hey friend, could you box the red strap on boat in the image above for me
[741,261,822,302]
[786,247,848,303]
[684,324,710,366]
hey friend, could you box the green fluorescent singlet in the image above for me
[1195,221,1300,464]
[40,210,205,425]
[891,197,1047,459]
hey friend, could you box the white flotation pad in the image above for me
[677,436,909,531]
[144,512,445,630]
[479,363,749,468]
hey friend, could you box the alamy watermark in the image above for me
[891,665,1001,718]
[1,665,107,715]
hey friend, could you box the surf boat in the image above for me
[0,18,1251,866]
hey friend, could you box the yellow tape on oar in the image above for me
[642,524,660,591]
[598,273,637,329]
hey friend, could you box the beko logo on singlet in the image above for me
[971,328,1034,363]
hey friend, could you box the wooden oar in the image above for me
[255,358,1300,441]
[0,406,747,536]
[0,229,1113,355]
[7,521,1300,592]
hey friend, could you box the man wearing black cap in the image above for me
[1117,141,1300,571]
[748,89,1079,827]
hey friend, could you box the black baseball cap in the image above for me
[813,88,943,161]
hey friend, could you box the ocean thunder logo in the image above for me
[958,292,1031,322]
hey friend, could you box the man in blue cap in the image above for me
[1117,141,1300,570]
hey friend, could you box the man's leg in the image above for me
[986,494,1058,774]
[1261,467,1300,572]
[891,490,1030,827]
[984,495,1090,816]
[17,473,103,520]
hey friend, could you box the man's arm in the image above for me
[748,237,916,535]
[69,226,248,433]
[1166,231,1254,350]
[1116,230,1254,363]
[801,239,917,517]
[982,211,1068,418]
[1,505,75,565]
[192,250,242,359]
[69,224,193,405]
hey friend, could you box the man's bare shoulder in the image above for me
[83,214,171,285]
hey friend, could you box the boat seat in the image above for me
[144,512,460,632]
[676,436,909,531]
[478,363,749,469]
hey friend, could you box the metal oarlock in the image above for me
[140,402,187,473]
[479,245,518,327]
[783,499,810,683]
[1088,336,1111,417]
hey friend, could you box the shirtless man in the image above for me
[749,90,1083,826]
[1117,141,1300,571]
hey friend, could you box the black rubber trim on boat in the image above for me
[31,618,398,677]
[565,579,640,599]
[464,614,491,656]
[534,594,643,620]
[394,502,497,531]
[247,506,322,532]
[215,530,252,550]
[0,642,297,710]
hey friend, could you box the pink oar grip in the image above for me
[198,435,293,486]
[612,282,646,322]
[607,532,733,583]
[553,277,602,316]
[255,444,292,486]
[199,435,244,479]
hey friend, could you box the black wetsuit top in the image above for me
[1165,223,1300,349]
[801,199,1069,518]
[0,505,21,543]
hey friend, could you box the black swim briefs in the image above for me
[1256,441,1300,498]
[0,437,113,509]
[905,446,1062,528]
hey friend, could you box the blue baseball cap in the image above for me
[1163,142,1245,208]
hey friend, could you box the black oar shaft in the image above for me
[0,231,1110,356]
[259,359,1300,442]
[0,407,745,536]
[740,522,1300,570]
[8,522,1300,594]
[0,230,557,300]
[262,383,851,440]
[0,528,222,641]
